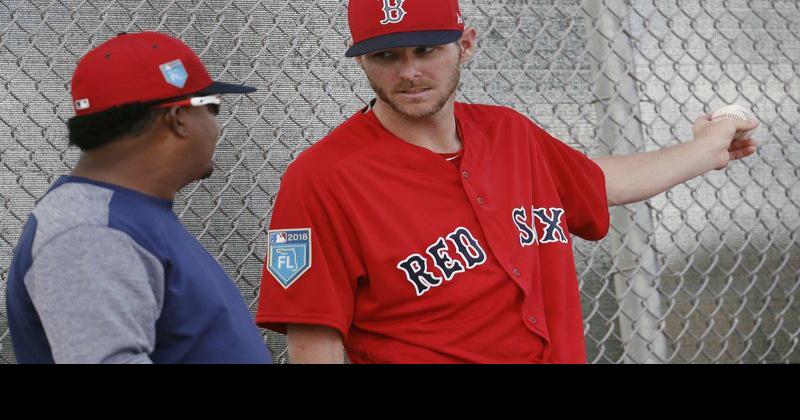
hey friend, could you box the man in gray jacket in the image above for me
[6,32,271,364]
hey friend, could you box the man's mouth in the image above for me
[397,87,432,97]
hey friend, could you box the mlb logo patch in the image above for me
[267,228,312,289]
[160,59,188,88]
[74,98,90,111]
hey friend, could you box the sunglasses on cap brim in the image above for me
[156,94,221,110]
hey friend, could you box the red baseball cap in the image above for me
[70,32,255,116]
[345,0,465,57]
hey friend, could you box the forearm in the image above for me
[594,139,721,206]
[287,324,345,364]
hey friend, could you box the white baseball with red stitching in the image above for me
[711,104,758,141]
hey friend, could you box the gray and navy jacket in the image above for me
[6,176,271,364]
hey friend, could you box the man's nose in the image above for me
[396,53,422,81]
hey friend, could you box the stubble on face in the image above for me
[365,51,462,120]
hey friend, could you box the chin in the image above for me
[391,98,447,120]
[404,108,442,119]
[199,166,214,180]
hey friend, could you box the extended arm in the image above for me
[594,116,759,206]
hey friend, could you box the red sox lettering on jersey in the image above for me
[512,207,569,247]
[398,206,568,296]
[396,226,486,296]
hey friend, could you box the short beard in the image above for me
[199,164,214,180]
[367,61,461,120]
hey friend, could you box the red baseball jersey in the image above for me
[257,102,609,363]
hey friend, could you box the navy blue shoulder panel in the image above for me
[106,191,271,364]
[6,215,56,364]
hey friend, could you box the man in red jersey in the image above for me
[256,0,759,363]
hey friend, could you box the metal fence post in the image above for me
[582,0,670,363]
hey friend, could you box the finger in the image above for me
[734,118,760,131]
[729,144,758,161]
[729,139,758,150]
[734,126,760,141]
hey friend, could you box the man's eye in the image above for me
[373,52,394,60]
[417,46,435,55]
[208,104,220,116]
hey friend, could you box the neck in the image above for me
[372,96,461,153]
[71,138,181,201]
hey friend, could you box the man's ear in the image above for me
[458,27,478,64]
[163,106,190,139]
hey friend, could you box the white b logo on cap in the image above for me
[380,0,407,25]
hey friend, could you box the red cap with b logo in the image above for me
[346,0,465,57]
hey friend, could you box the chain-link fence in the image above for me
[1,0,798,364]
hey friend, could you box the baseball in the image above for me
[711,104,758,141]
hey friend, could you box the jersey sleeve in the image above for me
[529,121,610,241]
[25,225,163,364]
[256,161,365,341]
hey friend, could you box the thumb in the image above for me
[693,114,713,135]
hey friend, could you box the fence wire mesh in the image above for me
[1,0,798,364]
